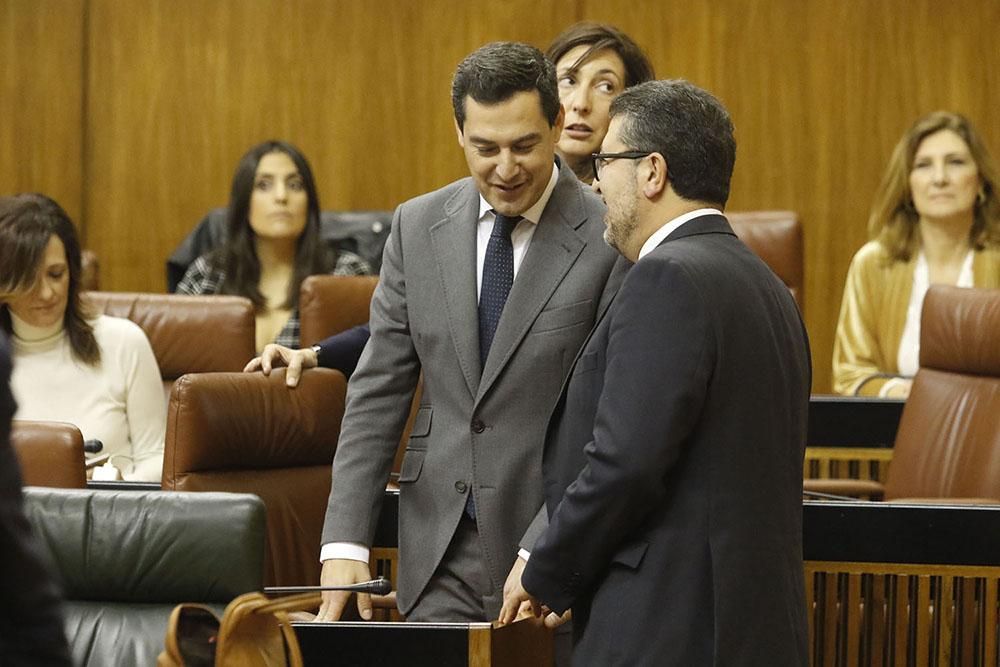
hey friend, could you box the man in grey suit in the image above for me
[313,42,624,622]
[500,80,811,665]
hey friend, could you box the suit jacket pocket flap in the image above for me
[610,540,649,570]
[398,450,425,483]
[409,406,432,438]
[532,298,593,333]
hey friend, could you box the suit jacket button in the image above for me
[470,419,485,433]
[455,481,468,493]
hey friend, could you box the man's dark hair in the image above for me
[545,22,655,88]
[451,42,560,132]
[610,79,736,206]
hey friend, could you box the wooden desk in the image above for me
[293,618,552,666]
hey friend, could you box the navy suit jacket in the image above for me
[522,215,811,666]
[316,323,371,377]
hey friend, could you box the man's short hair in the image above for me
[451,42,560,132]
[610,79,736,206]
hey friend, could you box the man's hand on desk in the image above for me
[498,557,571,628]
[314,559,374,622]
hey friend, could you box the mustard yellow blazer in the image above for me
[832,240,1000,395]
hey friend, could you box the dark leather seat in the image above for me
[23,487,265,667]
[166,208,390,291]
[162,368,346,587]
[10,420,87,488]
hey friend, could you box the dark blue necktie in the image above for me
[478,212,521,365]
[467,212,520,521]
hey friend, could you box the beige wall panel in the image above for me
[0,0,84,223]
[580,0,1000,391]
[83,0,571,294]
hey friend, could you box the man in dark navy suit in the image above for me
[501,79,811,666]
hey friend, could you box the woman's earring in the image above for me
[977,188,987,206]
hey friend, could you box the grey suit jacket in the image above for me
[322,161,625,614]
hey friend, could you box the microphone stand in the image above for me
[264,577,392,596]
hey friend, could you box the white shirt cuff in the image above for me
[517,548,531,562]
[320,542,370,563]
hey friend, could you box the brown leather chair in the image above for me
[881,285,1000,501]
[805,286,1000,501]
[84,292,256,399]
[298,275,379,346]
[298,274,420,478]
[10,420,87,488]
[728,211,804,311]
[162,368,347,587]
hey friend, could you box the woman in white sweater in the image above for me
[0,194,165,481]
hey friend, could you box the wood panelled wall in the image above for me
[2,0,998,392]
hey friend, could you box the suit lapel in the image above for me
[429,181,481,397]
[476,165,589,403]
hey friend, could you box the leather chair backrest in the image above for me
[23,487,265,666]
[10,420,87,488]
[298,274,420,478]
[163,368,346,587]
[84,292,256,399]
[885,286,1000,500]
[299,274,379,346]
[727,211,804,311]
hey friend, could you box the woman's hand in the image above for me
[243,344,318,387]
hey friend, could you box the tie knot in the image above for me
[491,212,521,239]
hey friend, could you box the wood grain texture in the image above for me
[579,0,1000,391]
[0,0,84,222]
[9,0,1000,391]
[82,0,566,294]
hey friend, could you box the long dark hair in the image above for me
[0,194,100,365]
[217,140,333,310]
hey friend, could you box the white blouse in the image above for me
[10,313,166,481]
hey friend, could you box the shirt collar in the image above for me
[477,162,560,225]
[637,208,723,261]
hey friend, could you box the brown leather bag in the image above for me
[158,591,321,667]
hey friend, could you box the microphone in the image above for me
[802,489,864,502]
[83,439,103,454]
[264,577,392,596]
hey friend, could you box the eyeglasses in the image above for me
[590,151,652,180]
